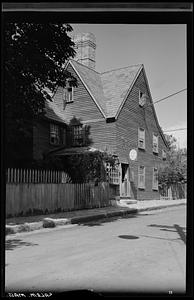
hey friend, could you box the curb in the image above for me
[5,202,185,236]
[137,202,186,212]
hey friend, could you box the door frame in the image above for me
[119,163,131,198]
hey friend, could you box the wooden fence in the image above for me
[159,183,187,200]
[6,168,111,217]
[6,168,72,184]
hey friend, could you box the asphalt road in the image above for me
[5,206,186,295]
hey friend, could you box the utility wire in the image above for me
[163,128,187,132]
[146,88,187,106]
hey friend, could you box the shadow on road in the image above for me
[148,224,186,244]
[6,239,39,251]
[118,235,139,240]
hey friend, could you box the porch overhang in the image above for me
[49,146,106,157]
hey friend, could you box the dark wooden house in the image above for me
[33,32,169,200]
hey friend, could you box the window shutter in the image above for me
[138,166,145,188]
[152,167,158,190]
[153,134,159,153]
[138,128,145,149]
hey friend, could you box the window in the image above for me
[139,90,147,107]
[63,79,74,105]
[162,149,167,160]
[106,163,120,185]
[50,124,66,145]
[153,133,159,153]
[66,86,73,102]
[72,125,83,146]
[50,124,60,145]
[62,128,66,146]
[152,167,158,190]
[138,166,145,189]
[138,128,145,149]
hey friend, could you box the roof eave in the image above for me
[141,66,169,148]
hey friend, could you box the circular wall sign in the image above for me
[129,149,137,161]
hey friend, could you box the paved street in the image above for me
[5,206,186,295]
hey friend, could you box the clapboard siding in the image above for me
[53,64,104,122]
[33,120,66,160]
[116,70,168,200]
[87,120,117,153]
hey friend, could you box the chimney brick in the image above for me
[74,33,96,70]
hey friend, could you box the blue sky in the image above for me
[70,24,187,148]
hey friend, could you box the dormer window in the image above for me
[139,90,147,107]
[153,133,159,153]
[138,128,145,149]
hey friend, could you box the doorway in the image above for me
[120,163,130,197]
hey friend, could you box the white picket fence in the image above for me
[6,168,71,184]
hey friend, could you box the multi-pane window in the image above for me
[106,163,120,185]
[50,124,66,146]
[138,165,145,189]
[153,133,159,153]
[138,128,145,149]
[72,125,83,146]
[50,124,60,145]
[152,167,158,190]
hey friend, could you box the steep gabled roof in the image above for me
[101,64,142,117]
[45,60,168,147]
[68,59,142,119]
[68,60,107,117]
[66,60,168,147]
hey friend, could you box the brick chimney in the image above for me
[73,33,96,70]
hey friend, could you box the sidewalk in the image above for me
[6,199,186,235]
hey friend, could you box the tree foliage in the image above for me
[35,150,117,184]
[158,135,187,186]
[62,151,117,183]
[4,22,76,166]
